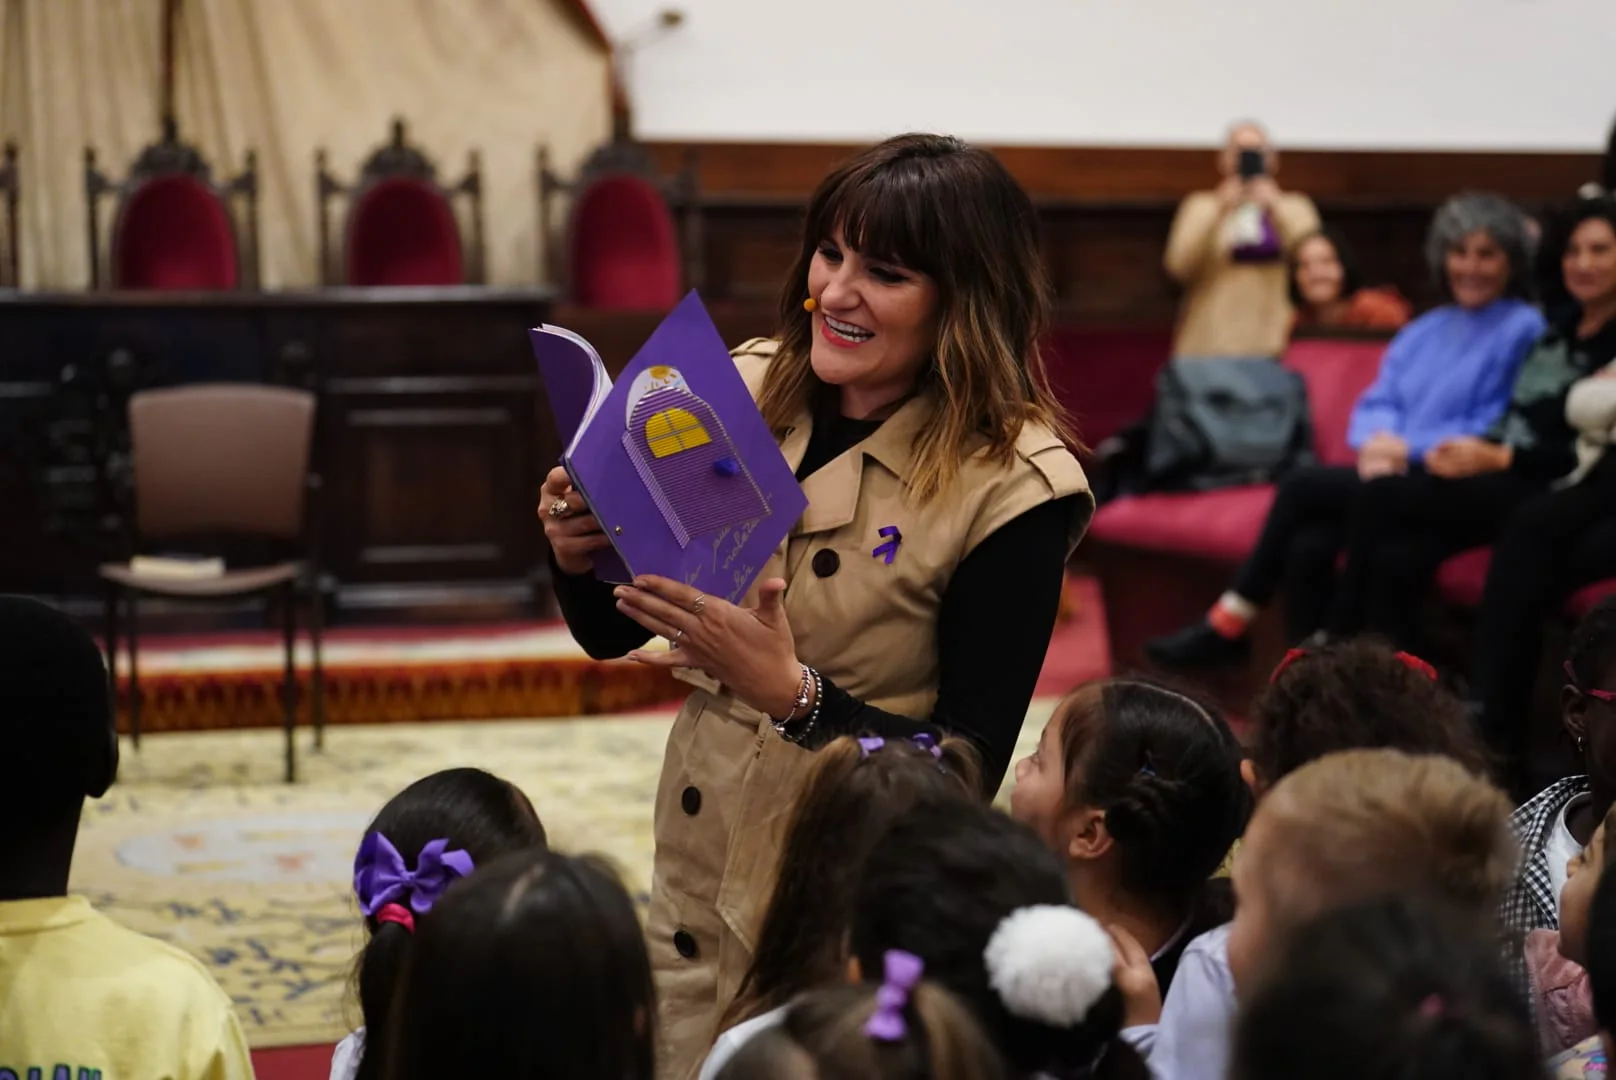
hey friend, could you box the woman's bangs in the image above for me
[812,168,940,275]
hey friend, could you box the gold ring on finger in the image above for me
[547,498,571,519]
[691,595,706,615]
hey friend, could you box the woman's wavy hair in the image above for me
[757,133,1078,503]
[718,734,980,1034]
[1424,193,1536,302]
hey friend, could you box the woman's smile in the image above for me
[819,312,874,347]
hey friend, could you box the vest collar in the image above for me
[781,394,935,537]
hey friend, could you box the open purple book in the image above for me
[530,291,808,604]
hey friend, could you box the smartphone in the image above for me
[1237,149,1266,180]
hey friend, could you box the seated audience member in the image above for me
[1163,750,1516,1080]
[1555,856,1616,1077]
[1524,803,1616,1057]
[383,849,655,1080]
[1231,898,1542,1080]
[1244,640,1493,790]
[1008,678,1248,998]
[1325,198,1616,651]
[1501,599,1616,986]
[700,734,979,1079]
[716,966,1009,1080]
[0,596,253,1080]
[333,768,550,1080]
[1289,227,1411,332]
[1164,122,1320,361]
[1142,646,1496,1080]
[1470,367,1616,781]
[853,800,1150,1079]
[1147,193,1544,669]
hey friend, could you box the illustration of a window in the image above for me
[623,376,770,549]
[645,408,712,456]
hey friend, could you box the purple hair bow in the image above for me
[857,734,943,760]
[353,832,475,916]
[864,949,925,1041]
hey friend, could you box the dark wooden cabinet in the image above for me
[0,287,557,616]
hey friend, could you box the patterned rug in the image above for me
[70,703,1057,1049]
[109,622,684,734]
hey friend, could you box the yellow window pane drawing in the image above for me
[645,408,712,457]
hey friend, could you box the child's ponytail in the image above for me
[717,953,1007,1080]
[352,833,474,1080]
[345,768,547,1080]
[905,982,1011,1080]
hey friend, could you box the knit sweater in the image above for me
[1346,300,1546,461]
[1164,190,1320,360]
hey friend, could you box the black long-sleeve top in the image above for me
[1492,313,1616,483]
[550,409,1078,794]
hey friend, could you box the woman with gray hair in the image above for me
[1326,197,1616,658]
[1149,194,1545,671]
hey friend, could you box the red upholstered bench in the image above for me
[1085,337,1390,707]
[1435,547,1616,621]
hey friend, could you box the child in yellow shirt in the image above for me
[0,596,254,1080]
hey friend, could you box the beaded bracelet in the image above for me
[773,664,822,745]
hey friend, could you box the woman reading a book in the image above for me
[539,133,1093,1080]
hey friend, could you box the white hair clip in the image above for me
[983,904,1115,1028]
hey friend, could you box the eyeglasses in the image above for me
[1565,662,1616,702]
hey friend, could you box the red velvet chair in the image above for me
[85,118,258,290]
[317,119,483,287]
[538,128,699,310]
[0,140,18,287]
[1085,337,1390,709]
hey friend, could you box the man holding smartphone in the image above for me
[1164,122,1320,361]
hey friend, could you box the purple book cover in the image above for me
[530,291,807,602]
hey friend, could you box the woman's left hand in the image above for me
[615,576,804,719]
[1426,436,1512,478]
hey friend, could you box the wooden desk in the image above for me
[0,287,558,618]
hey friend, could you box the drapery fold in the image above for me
[1,0,611,288]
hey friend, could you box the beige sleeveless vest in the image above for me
[648,339,1092,1079]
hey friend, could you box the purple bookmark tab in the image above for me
[873,525,902,565]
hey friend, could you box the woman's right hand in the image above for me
[539,466,610,576]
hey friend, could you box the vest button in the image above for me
[674,929,698,958]
[812,549,840,578]
[681,785,702,815]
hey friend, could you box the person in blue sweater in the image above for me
[1328,198,1616,654]
[1148,194,1543,670]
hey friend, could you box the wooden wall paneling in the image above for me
[653,142,1601,203]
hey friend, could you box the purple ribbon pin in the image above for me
[872,525,902,565]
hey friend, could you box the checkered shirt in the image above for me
[1499,775,1591,1001]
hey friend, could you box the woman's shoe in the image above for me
[1145,621,1252,669]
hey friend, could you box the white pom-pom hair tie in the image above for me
[983,904,1115,1028]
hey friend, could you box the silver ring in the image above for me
[671,627,685,647]
[691,595,706,615]
[547,498,571,519]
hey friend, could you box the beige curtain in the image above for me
[1,0,612,289]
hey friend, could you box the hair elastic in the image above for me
[857,734,945,761]
[1268,647,1438,685]
[375,903,416,934]
[864,949,924,1041]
